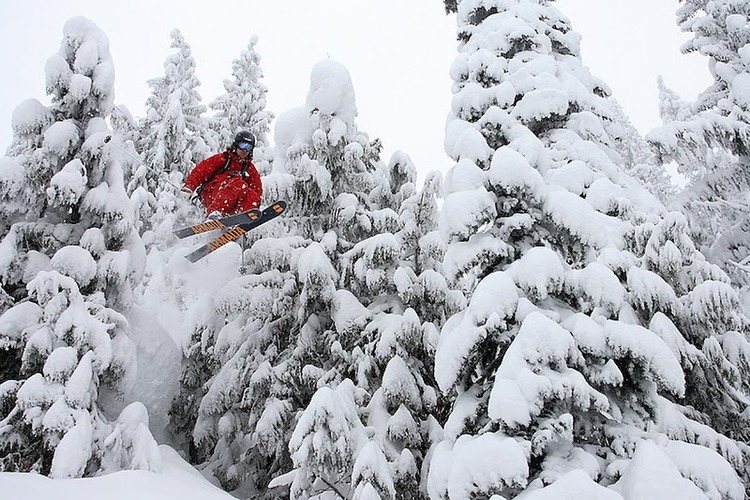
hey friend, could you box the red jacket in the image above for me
[184,150,262,215]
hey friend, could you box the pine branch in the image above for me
[317,475,348,499]
[727,260,750,273]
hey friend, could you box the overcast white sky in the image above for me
[0,0,710,181]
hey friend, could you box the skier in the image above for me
[180,131,263,217]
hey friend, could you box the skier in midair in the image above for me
[180,131,263,217]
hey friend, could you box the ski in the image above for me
[185,201,287,263]
[173,208,262,239]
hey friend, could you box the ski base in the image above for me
[173,209,262,239]
[185,201,287,263]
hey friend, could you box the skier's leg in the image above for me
[234,182,261,212]
[205,179,243,216]
[199,191,219,216]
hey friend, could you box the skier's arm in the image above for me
[245,164,263,206]
[183,154,225,192]
[179,186,193,201]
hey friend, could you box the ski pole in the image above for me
[103,135,182,191]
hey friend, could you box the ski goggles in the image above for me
[237,142,254,151]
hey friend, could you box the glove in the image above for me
[179,186,193,201]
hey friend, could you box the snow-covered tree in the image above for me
[209,36,274,175]
[647,0,750,289]
[0,17,156,477]
[0,271,159,477]
[167,59,449,497]
[168,59,378,493]
[0,16,146,306]
[125,28,217,248]
[657,75,694,124]
[607,100,675,203]
[111,104,150,194]
[287,380,370,497]
[429,1,750,497]
[137,29,214,191]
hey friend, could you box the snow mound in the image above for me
[2,445,233,499]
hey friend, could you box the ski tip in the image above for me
[270,200,287,213]
[186,247,208,263]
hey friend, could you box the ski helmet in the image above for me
[232,131,255,152]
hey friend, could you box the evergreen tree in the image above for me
[137,29,214,192]
[427,1,750,497]
[128,28,214,247]
[167,59,449,498]
[656,75,694,124]
[647,0,750,289]
[0,17,157,477]
[608,100,675,204]
[209,36,274,175]
[170,59,380,494]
